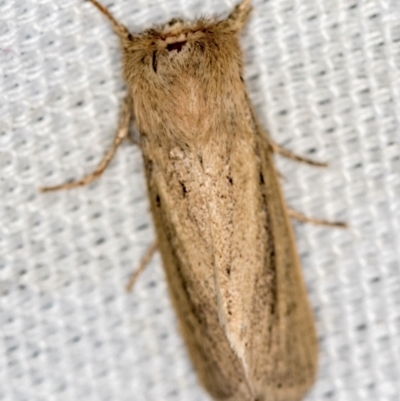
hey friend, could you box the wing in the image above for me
[138,84,317,401]
[140,138,254,400]
[223,109,319,401]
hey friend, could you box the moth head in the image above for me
[87,0,252,84]
[123,21,216,76]
[123,2,251,79]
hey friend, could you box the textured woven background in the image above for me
[1,0,400,400]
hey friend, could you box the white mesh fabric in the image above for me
[1,0,400,400]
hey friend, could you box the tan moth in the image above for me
[42,1,346,400]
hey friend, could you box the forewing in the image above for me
[140,143,253,400]
[207,112,318,400]
[139,106,317,401]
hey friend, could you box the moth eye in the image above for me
[166,40,187,53]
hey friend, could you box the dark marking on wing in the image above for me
[259,171,264,185]
[258,166,277,317]
[179,181,187,197]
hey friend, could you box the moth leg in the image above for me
[40,95,133,192]
[268,139,328,167]
[288,208,347,228]
[126,241,158,292]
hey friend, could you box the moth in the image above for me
[42,0,345,400]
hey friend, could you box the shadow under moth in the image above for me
[41,0,345,400]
